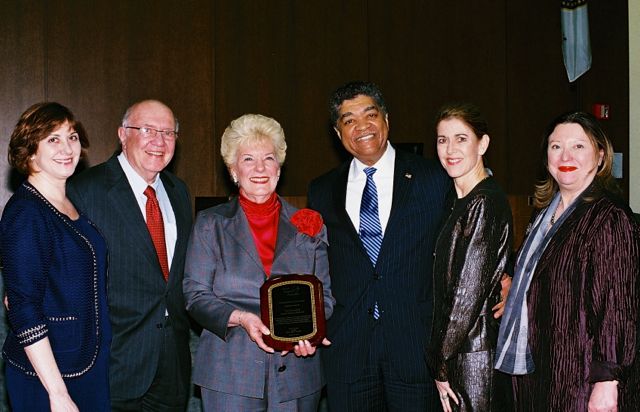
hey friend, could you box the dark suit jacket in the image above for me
[183,196,334,402]
[67,154,193,399]
[307,148,450,383]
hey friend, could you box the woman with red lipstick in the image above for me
[496,111,639,411]
[0,102,111,411]
[427,103,513,412]
[183,114,334,411]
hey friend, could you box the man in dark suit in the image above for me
[307,82,450,411]
[68,100,193,411]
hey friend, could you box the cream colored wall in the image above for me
[631,2,640,212]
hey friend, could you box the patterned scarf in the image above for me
[495,192,577,374]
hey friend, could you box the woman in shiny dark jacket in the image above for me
[427,103,513,412]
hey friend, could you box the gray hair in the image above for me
[220,114,287,167]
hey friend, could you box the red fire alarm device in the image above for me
[592,104,610,120]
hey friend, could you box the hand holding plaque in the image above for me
[260,274,326,351]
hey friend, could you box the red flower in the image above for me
[290,209,323,237]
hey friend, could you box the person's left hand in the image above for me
[492,273,512,319]
[588,380,618,412]
[281,338,331,357]
[435,380,459,412]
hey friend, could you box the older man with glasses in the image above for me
[68,100,193,411]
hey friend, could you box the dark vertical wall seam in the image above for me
[366,0,370,80]
[43,0,49,100]
[504,0,511,193]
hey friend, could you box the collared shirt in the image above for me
[346,143,395,235]
[117,153,177,268]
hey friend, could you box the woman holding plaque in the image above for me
[427,103,513,412]
[183,113,335,411]
[495,112,640,411]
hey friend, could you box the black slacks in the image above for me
[325,322,439,412]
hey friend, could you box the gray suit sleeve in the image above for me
[183,212,236,340]
[315,225,335,319]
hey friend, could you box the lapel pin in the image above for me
[404,173,412,179]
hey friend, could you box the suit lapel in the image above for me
[161,172,191,284]
[376,151,414,264]
[224,198,265,275]
[224,197,304,276]
[273,200,296,262]
[105,157,160,269]
[105,156,178,285]
[384,151,413,239]
[272,199,318,276]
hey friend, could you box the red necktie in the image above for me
[144,186,169,281]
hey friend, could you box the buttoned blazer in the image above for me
[1,182,103,377]
[183,196,335,402]
[308,148,450,383]
[67,154,193,399]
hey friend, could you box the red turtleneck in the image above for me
[239,192,281,277]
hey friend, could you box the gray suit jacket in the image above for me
[183,196,334,401]
[67,154,193,399]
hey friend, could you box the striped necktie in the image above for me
[359,167,383,264]
[359,167,383,320]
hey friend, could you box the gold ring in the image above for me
[440,394,448,400]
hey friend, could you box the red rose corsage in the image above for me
[290,208,323,237]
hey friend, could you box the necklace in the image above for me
[550,201,564,226]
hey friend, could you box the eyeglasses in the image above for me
[124,126,178,140]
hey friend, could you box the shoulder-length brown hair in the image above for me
[534,111,617,208]
[8,102,89,175]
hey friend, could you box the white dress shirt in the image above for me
[117,153,177,268]
[345,143,395,235]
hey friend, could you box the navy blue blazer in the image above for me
[68,154,193,399]
[308,148,450,383]
[0,182,106,377]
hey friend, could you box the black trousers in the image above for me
[325,323,439,412]
[111,317,190,412]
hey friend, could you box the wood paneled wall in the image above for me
[1,0,629,221]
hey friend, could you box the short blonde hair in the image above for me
[220,114,287,167]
